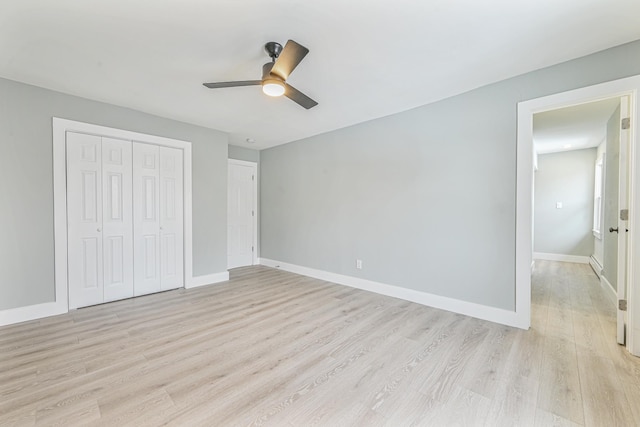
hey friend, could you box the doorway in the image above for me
[516,75,640,356]
[531,96,625,347]
[227,159,258,269]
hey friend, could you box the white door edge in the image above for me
[517,75,640,356]
[617,96,630,344]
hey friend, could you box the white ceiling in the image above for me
[1,1,640,150]
[533,97,620,154]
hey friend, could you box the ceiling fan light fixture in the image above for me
[262,79,285,97]
[203,40,317,108]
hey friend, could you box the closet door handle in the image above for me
[97,227,101,232]
[609,227,618,233]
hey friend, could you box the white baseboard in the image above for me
[0,301,68,327]
[601,275,617,299]
[589,256,603,278]
[533,252,590,264]
[187,271,230,289]
[259,258,528,330]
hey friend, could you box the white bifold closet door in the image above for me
[133,142,184,296]
[67,132,134,309]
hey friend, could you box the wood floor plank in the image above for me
[620,379,640,426]
[368,312,469,417]
[576,348,635,427]
[427,385,492,426]
[239,307,425,426]
[503,328,545,381]
[1,261,639,425]
[546,305,576,343]
[571,309,612,359]
[537,336,584,424]
[370,315,471,416]
[382,389,442,426]
[265,336,420,427]
[484,375,539,427]
[534,408,583,426]
[458,323,518,399]
[418,319,491,401]
[34,398,101,427]
[96,388,175,426]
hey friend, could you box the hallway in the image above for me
[531,260,639,425]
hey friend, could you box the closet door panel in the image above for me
[159,146,184,290]
[102,138,134,302]
[133,142,161,296]
[67,132,104,309]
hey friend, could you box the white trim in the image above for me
[228,159,257,167]
[227,159,259,266]
[532,252,590,264]
[516,97,534,331]
[260,258,528,329]
[187,271,230,289]
[0,118,195,327]
[602,275,617,300]
[627,87,640,356]
[590,255,603,278]
[183,145,194,287]
[517,74,640,356]
[0,302,67,327]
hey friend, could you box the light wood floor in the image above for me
[1,261,639,426]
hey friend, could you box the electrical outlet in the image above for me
[356,259,363,270]
[556,202,563,209]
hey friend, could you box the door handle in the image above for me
[97,227,101,232]
[609,227,618,233]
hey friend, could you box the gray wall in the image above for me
[534,149,596,256]
[0,77,228,311]
[603,105,621,290]
[228,145,260,163]
[261,39,640,311]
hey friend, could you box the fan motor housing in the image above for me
[262,62,284,82]
[262,62,275,80]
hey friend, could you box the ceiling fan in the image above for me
[203,40,318,109]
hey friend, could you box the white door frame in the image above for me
[516,75,640,355]
[228,159,259,266]
[52,118,193,314]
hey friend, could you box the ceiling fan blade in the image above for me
[270,40,309,81]
[203,80,261,89]
[284,84,318,109]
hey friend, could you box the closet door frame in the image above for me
[53,118,193,313]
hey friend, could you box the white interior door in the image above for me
[159,146,184,290]
[133,142,161,296]
[67,132,104,309]
[617,96,631,345]
[227,160,257,269]
[102,138,134,302]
